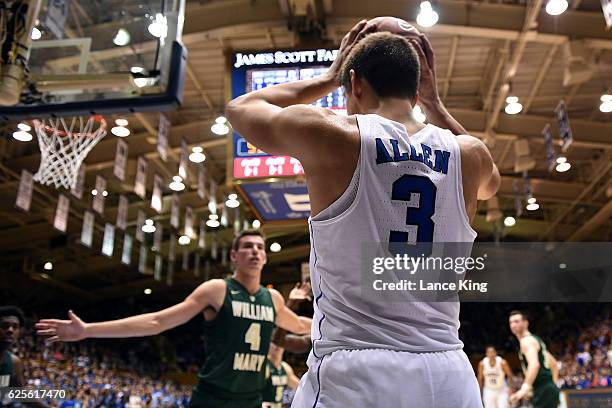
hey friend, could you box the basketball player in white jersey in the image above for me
[478,346,513,408]
[226,18,500,407]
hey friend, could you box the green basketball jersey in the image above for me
[262,360,288,405]
[0,351,13,387]
[518,334,554,388]
[196,278,276,400]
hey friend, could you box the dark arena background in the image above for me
[1,1,611,407]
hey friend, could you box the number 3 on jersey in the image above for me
[389,175,437,255]
[245,322,261,351]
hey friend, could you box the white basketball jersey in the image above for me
[482,356,506,390]
[308,114,477,357]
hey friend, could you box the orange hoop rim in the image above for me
[33,115,107,138]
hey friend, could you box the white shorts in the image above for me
[291,348,481,408]
[483,387,509,408]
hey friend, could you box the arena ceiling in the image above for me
[0,0,611,305]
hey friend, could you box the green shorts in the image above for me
[533,383,560,408]
[189,388,262,408]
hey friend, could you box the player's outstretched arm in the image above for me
[270,289,312,335]
[225,20,371,161]
[36,279,226,342]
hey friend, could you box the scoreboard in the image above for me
[229,49,342,222]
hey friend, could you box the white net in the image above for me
[33,116,107,189]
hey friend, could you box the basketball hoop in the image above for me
[32,116,107,190]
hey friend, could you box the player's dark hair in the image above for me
[232,229,266,251]
[0,305,25,326]
[509,310,528,321]
[340,32,420,99]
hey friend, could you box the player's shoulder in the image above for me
[278,105,357,136]
[194,278,227,295]
[10,352,22,366]
[519,334,540,349]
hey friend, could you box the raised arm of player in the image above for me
[36,279,227,342]
[477,360,484,390]
[510,336,540,402]
[281,361,301,389]
[225,21,371,163]
[270,289,312,335]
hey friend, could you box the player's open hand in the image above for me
[289,281,313,301]
[327,20,376,82]
[35,310,87,343]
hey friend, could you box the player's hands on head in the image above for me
[35,310,87,343]
[327,19,376,83]
[289,281,313,302]
[410,34,441,106]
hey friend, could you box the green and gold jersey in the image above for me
[518,334,554,388]
[196,278,276,400]
[262,360,288,405]
[0,351,13,387]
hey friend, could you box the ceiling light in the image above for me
[228,193,238,200]
[416,1,439,27]
[178,235,191,245]
[270,242,281,253]
[225,197,240,208]
[527,196,537,204]
[17,122,31,132]
[209,214,219,221]
[169,175,185,191]
[545,0,568,15]
[526,202,540,211]
[413,105,426,123]
[12,131,32,142]
[134,78,149,88]
[211,122,230,136]
[142,219,156,233]
[206,219,220,228]
[91,189,98,196]
[31,27,42,40]
[504,216,516,227]
[113,28,131,46]
[148,13,168,38]
[43,261,53,271]
[144,288,152,295]
[252,220,261,229]
[556,156,567,164]
[115,118,129,126]
[216,116,227,124]
[111,126,130,137]
[600,94,612,113]
[555,162,571,172]
[189,146,206,163]
[505,96,523,114]
[102,190,108,197]
[130,66,144,74]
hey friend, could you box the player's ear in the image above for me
[349,69,361,97]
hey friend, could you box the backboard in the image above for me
[0,0,186,120]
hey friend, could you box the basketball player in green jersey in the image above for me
[261,339,300,408]
[0,306,26,389]
[508,310,560,408]
[36,230,312,408]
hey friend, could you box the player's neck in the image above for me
[517,330,531,340]
[369,99,425,134]
[232,271,261,294]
